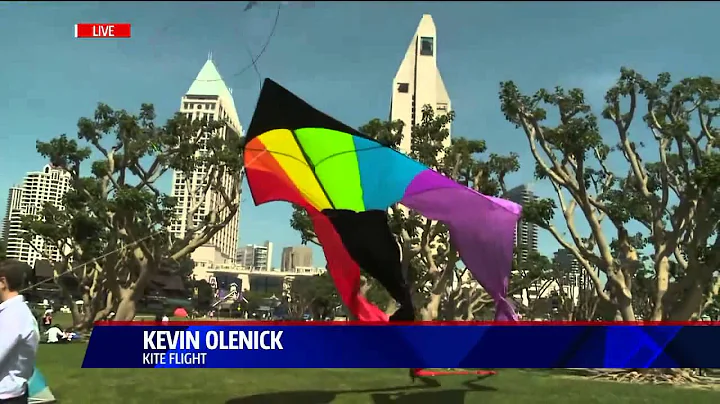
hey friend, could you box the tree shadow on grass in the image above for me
[225,377,496,404]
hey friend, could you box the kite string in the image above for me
[233,2,281,86]
[18,232,162,294]
[22,2,279,294]
[19,149,269,295]
[146,2,281,85]
[196,2,281,83]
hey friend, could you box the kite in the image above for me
[243,79,522,325]
[29,367,56,403]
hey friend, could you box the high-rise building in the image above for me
[236,241,273,271]
[390,14,453,268]
[390,14,451,153]
[2,186,22,242]
[3,165,71,267]
[507,184,539,264]
[281,246,313,272]
[554,248,580,275]
[554,248,590,292]
[169,57,243,265]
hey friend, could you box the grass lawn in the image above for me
[38,344,718,404]
[50,312,241,326]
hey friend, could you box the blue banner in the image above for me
[82,322,720,368]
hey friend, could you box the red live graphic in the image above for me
[75,23,131,38]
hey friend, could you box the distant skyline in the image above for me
[1,2,718,267]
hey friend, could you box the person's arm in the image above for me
[0,326,19,365]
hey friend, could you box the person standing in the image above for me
[41,310,52,332]
[0,260,40,404]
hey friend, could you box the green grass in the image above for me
[50,312,241,327]
[38,344,719,403]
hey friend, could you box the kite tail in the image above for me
[321,210,416,323]
[351,295,388,322]
[310,211,388,322]
[494,296,518,321]
[399,172,522,322]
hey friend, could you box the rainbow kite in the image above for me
[243,79,521,322]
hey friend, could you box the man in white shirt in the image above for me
[44,326,65,344]
[0,260,39,404]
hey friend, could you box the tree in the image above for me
[445,249,587,321]
[500,68,719,322]
[145,256,195,298]
[704,293,720,321]
[291,107,521,320]
[192,279,214,312]
[22,103,244,327]
[284,272,348,320]
[240,290,264,315]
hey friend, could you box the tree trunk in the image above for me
[64,294,84,327]
[72,290,115,331]
[669,285,705,321]
[421,293,442,320]
[384,299,397,316]
[114,289,137,321]
[609,271,637,320]
[650,257,670,320]
[617,295,636,321]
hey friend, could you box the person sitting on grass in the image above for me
[44,324,66,344]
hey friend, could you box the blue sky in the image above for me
[0,2,718,268]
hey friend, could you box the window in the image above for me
[197,104,203,109]
[184,103,190,109]
[437,103,448,111]
[397,83,409,93]
[420,37,434,56]
[208,113,215,121]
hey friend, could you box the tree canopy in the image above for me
[500,68,719,320]
[22,102,243,327]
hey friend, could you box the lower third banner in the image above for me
[82,322,720,368]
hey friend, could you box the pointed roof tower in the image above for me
[187,59,226,96]
[186,59,241,133]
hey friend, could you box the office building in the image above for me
[280,246,313,272]
[169,56,243,266]
[236,241,273,271]
[3,165,71,267]
[554,248,581,276]
[554,248,590,295]
[390,14,451,153]
[2,186,22,242]
[506,184,539,264]
[390,14,453,267]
